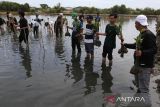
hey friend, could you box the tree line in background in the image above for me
[0,1,160,15]
[74,5,160,15]
[0,1,30,12]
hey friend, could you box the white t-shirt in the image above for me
[33,21,39,27]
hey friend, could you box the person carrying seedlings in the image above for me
[17,11,29,45]
[83,15,96,58]
[67,12,83,53]
[96,13,124,66]
[123,15,157,98]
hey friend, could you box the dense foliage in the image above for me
[0,1,30,12]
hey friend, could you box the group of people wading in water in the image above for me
[0,10,157,107]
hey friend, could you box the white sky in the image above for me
[1,0,160,9]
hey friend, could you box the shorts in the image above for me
[85,43,94,55]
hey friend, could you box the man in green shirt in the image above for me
[96,14,123,66]
[67,12,83,53]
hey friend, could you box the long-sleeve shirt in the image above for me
[124,30,157,68]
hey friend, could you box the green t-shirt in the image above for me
[104,24,120,48]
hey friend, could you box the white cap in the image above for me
[59,13,63,16]
[9,13,13,18]
[135,15,148,26]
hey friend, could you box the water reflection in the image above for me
[70,52,83,84]
[34,32,39,39]
[55,37,64,58]
[84,57,99,95]
[19,46,32,78]
[101,64,113,93]
[12,33,19,42]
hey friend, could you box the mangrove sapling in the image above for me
[130,34,143,75]
[118,23,128,57]
[134,33,143,65]
[65,18,71,37]
[93,20,101,47]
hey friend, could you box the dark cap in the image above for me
[87,15,93,20]
[18,10,25,17]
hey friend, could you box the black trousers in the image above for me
[102,46,113,60]
[72,37,81,53]
[33,26,39,36]
[19,29,29,44]
[55,26,63,37]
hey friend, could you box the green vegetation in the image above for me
[74,5,160,15]
[134,34,143,50]
[48,3,65,13]
[0,1,160,15]
[0,1,30,12]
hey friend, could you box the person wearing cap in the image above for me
[96,13,124,66]
[18,11,29,45]
[83,15,96,58]
[67,12,83,53]
[123,15,157,95]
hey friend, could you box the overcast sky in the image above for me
[1,0,160,9]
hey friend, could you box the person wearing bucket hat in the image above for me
[68,12,83,53]
[123,15,157,106]
[71,12,78,19]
